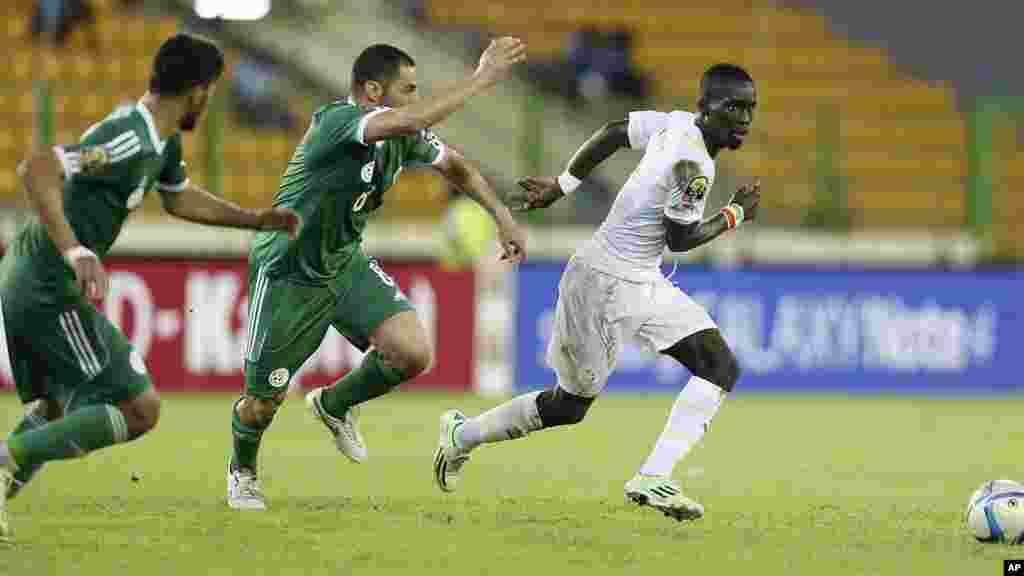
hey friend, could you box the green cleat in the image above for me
[624,474,704,522]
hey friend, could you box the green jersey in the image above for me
[250,101,446,283]
[6,100,188,305]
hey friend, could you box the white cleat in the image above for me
[0,466,14,540]
[305,387,367,463]
[624,474,704,522]
[433,409,470,493]
[227,467,267,510]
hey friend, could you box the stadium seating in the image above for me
[1,0,448,221]
[426,0,970,230]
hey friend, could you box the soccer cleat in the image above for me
[624,474,704,522]
[0,467,12,540]
[305,387,367,463]
[433,409,470,493]
[227,466,266,510]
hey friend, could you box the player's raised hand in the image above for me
[729,179,761,222]
[258,207,303,240]
[64,246,108,300]
[475,37,527,86]
[496,212,527,263]
[510,176,565,212]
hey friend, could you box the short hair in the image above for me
[700,63,754,101]
[149,33,225,96]
[351,44,416,91]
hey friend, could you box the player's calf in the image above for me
[536,387,594,427]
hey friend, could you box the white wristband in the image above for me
[556,171,582,196]
[63,245,96,265]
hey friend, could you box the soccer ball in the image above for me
[966,479,1024,543]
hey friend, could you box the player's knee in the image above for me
[389,338,433,379]
[238,395,283,428]
[537,388,593,427]
[712,346,741,392]
[121,392,161,440]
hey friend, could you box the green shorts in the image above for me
[243,250,414,399]
[0,263,152,410]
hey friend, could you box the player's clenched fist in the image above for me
[729,179,761,222]
[474,37,527,85]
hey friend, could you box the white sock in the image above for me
[455,391,543,452]
[639,376,725,477]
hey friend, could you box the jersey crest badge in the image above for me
[684,175,709,203]
[79,146,111,174]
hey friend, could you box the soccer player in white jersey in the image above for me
[433,64,761,521]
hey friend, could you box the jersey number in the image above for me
[352,191,369,213]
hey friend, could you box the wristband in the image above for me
[720,203,745,229]
[556,171,582,196]
[63,245,96,265]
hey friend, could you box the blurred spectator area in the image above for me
[1,0,450,221]
[425,0,1024,253]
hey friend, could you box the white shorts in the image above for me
[545,256,717,398]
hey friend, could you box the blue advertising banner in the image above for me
[514,262,1022,394]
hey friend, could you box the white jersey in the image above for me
[579,110,716,281]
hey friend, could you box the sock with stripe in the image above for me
[454,391,544,452]
[639,376,726,477]
[230,397,267,473]
[7,413,50,492]
[320,350,407,418]
[6,405,129,472]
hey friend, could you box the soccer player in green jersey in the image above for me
[0,34,300,539]
[226,40,528,510]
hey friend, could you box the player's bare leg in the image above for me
[309,311,432,462]
[434,386,594,492]
[627,328,738,521]
[228,393,283,510]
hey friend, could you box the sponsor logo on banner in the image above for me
[1,258,475,392]
[515,263,1021,394]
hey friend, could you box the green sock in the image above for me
[230,398,267,473]
[321,350,407,418]
[7,405,128,471]
[9,413,49,487]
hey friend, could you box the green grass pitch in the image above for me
[1,391,1021,574]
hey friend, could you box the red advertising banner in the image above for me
[0,257,476,393]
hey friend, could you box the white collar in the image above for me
[136,99,166,154]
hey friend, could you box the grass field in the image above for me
[0,391,1021,575]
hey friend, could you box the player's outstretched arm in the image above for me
[160,184,301,239]
[664,167,760,253]
[362,38,526,144]
[436,148,526,262]
[17,150,107,299]
[511,119,629,211]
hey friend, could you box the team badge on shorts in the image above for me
[129,350,148,375]
[268,368,290,388]
[684,175,709,203]
[361,161,375,183]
